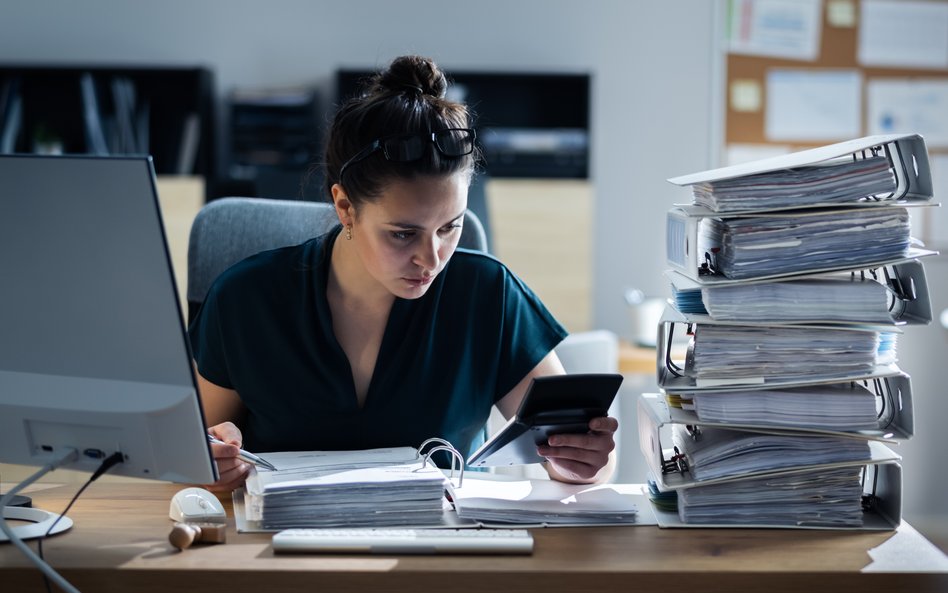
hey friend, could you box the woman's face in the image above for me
[347,172,469,300]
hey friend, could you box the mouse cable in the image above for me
[37,451,125,593]
[0,448,81,593]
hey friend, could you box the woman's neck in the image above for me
[327,231,395,313]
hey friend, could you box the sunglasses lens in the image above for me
[434,129,474,156]
[384,135,425,161]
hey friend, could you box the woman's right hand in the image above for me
[204,422,252,492]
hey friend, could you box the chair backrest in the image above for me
[186,197,489,323]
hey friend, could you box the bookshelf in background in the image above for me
[223,86,322,201]
[0,65,217,199]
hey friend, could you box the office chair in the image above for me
[186,197,489,324]
[466,173,492,252]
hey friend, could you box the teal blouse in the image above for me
[188,225,567,460]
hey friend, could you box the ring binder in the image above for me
[667,133,934,214]
[649,372,914,441]
[669,260,933,326]
[417,438,465,487]
[658,309,903,391]
[645,134,930,531]
[638,394,902,490]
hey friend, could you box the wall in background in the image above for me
[10,0,944,550]
[1,0,714,330]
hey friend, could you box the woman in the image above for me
[190,55,618,492]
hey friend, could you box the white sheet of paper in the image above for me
[259,447,420,472]
[827,0,857,28]
[727,0,822,61]
[867,78,948,148]
[765,69,862,141]
[858,0,948,69]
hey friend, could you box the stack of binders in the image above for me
[638,133,938,529]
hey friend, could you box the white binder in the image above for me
[668,133,934,214]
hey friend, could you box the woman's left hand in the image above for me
[536,416,618,484]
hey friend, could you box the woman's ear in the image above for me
[330,183,354,226]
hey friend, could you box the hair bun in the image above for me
[376,55,447,99]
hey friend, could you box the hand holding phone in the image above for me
[467,373,623,468]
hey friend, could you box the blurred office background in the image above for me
[2,0,946,550]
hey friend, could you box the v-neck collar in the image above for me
[314,226,410,411]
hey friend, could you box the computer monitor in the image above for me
[0,154,215,485]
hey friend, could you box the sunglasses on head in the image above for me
[339,128,476,180]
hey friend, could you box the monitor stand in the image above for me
[0,506,73,541]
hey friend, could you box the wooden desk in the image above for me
[618,341,657,375]
[3,483,946,593]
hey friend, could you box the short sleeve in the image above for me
[494,268,568,400]
[188,280,235,389]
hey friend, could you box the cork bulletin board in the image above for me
[723,0,948,244]
[725,0,948,153]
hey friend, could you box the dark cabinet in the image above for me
[0,65,216,198]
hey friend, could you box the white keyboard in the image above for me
[272,528,534,555]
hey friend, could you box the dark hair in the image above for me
[323,55,476,206]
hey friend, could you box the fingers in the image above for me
[206,459,252,492]
[536,416,618,482]
[546,431,616,453]
[589,416,619,435]
[204,454,252,493]
[208,421,242,447]
[545,457,600,482]
[205,422,249,492]
[537,437,614,471]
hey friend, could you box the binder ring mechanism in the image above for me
[660,446,689,475]
[660,426,701,476]
[416,438,465,488]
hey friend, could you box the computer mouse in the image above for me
[169,487,227,524]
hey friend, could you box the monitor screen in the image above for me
[0,154,215,484]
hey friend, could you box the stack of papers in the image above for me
[668,381,880,430]
[672,424,872,483]
[689,324,896,384]
[256,464,448,529]
[451,477,639,525]
[243,447,449,530]
[650,135,930,530]
[701,207,910,280]
[691,155,896,213]
[677,466,865,527]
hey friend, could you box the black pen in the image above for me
[207,434,278,471]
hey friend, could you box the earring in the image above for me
[345,225,352,240]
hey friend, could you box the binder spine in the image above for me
[889,135,933,201]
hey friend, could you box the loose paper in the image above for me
[765,69,862,141]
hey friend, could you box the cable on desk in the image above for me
[37,452,124,593]
[0,449,123,593]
